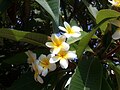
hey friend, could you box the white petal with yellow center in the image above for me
[112,28,120,40]
[59,21,82,38]
[38,54,56,76]
[46,34,69,54]
[50,50,77,69]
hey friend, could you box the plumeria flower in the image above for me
[112,28,120,40]
[50,50,77,69]
[25,50,36,64]
[58,21,83,38]
[38,54,56,77]
[108,0,120,7]
[46,34,70,54]
[32,60,44,84]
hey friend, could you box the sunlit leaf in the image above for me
[77,17,116,60]
[35,0,60,32]
[0,28,48,47]
[96,9,120,33]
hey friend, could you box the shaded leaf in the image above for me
[101,76,112,90]
[69,57,103,90]
[7,72,43,90]
[82,0,98,18]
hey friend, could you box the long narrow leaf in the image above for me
[35,0,60,32]
[0,28,48,47]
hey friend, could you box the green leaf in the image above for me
[69,57,103,90]
[101,76,112,90]
[35,0,60,32]
[96,9,120,33]
[0,28,48,47]
[77,17,117,60]
[82,0,98,18]
[7,72,43,90]
[4,49,49,65]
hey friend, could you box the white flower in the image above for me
[38,54,56,77]
[50,50,77,69]
[46,34,70,54]
[25,50,36,64]
[112,28,120,40]
[32,60,44,84]
[58,21,82,38]
[108,0,120,7]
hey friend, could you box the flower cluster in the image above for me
[26,21,82,83]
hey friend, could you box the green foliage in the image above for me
[96,9,120,33]
[69,57,103,90]
[0,0,120,90]
[35,0,60,32]
[0,28,48,47]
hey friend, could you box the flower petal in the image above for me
[51,34,60,44]
[52,46,61,54]
[50,56,60,63]
[72,26,81,32]
[42,68,48,77]
[64,21,71,29]
[63,33,71,38]
[59,35,66,42]
[70,32,81,37]
[49,63,56,71]
[37,75,44,84]
[45,42,54,48]
[58,26,67,32]
[61,42,70,51]
[60,59,68,69]
[112,28,120,40]
[38,54,46,61]
[37,65,43,74]
[66,51,77,59]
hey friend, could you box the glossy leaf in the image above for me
[69,57,103,90]
[35,0,60,32]
[96,9,120,33]
[0,28,48,47]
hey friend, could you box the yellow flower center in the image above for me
[40,59,50,69]
[58,51,67,58]
[66,26,74,34]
